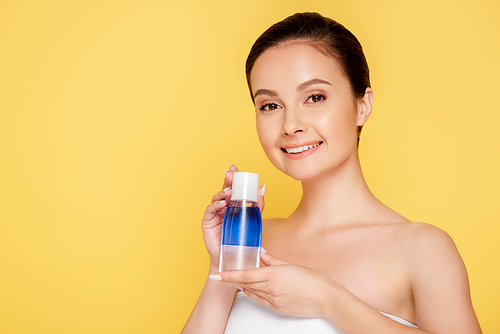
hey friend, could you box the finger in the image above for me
[211,267,269,284]
[260,251,289,267]
[222,164,239,190]
[222,168,233,190]
[238,280,272,295]
[256,184,265,213]
[230,164,239,173]
[202,200,227,225]
[239,287,274,309]
[240,287,272,307]
[211,187,232,203]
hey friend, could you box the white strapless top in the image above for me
[224,291,417,333]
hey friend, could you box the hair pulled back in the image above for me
[245,12,371,141]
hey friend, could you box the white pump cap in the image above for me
[231,172,259,202]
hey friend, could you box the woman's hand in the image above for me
[202,164,265,270]
[210,251,338,318]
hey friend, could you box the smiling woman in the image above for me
[181,12,481,334]
[251,43,370,179]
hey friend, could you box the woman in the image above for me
[182,12,481,333]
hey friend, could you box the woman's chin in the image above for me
[288,172,321,182]
[275,164,324,182]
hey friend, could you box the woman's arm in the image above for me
[408,223,481,333]
[322,223,480,333]
[212,253,431,333]
[182,165,266,333]
[181,266,237,334]
[181,165,238,334]
[322,283,432,334]
[213,224,481,334]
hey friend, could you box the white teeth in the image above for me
[284,142,320,154]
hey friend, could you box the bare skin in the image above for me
[182,43,481,334]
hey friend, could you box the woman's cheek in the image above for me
[256,118,275,147]
[257,129,276,157]
[256,123,283,167]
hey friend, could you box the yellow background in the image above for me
[1,0,498,333]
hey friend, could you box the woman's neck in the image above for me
[291,151,381,229]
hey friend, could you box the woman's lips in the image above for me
[280,141,323,160]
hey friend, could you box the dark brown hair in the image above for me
[245,12,371,142]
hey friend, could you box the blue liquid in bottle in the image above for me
[219,201,262,271]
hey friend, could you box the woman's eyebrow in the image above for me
[254,89,278,99]
[253,79,330,99]
[297,78,331,92]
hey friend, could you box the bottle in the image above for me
[219,172,262,271]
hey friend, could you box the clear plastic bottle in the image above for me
[219,172,262,271]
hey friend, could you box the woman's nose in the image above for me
[281,109,308,137]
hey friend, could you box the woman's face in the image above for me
[250,43,372,181]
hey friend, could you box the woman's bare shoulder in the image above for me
[389,222,459,259]
[396,224,480,331]
[393,222,467,282]
[395,222,457,251]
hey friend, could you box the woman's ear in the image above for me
[356,87,373,126]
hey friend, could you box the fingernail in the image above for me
[219,200,226,204]
[230,163,235,169]
[223,187,230,192]
[225,169,230,175]
[237,285,244,291]
[261,247,267,253]
[209,274,222,281]
[261,184,266,197]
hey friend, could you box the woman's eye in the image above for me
[259,103,281,111]
[306,94,326,103]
